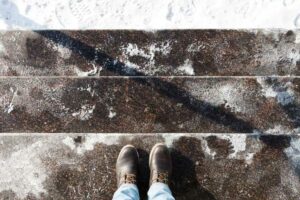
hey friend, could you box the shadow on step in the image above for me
[170,149,216,200]
[136,148,216,200]
[35,30,255,133]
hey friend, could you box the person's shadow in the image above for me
[136,148,216,200]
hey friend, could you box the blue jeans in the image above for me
[112,183,175,200]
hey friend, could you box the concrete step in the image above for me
[0,133,299,200]
[0,77,299,133]
[0,30,299,76]
[0,30,300,200]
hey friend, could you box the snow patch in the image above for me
[62,134,125,155]
[217,134,261,164]
[295,14,300,28]
[54,44,72,59]
[162,133,261,164]
[186,81,252,114]
[295,32,300,43]
[123,42,171,60]
[1,0,300,29]
[177,59,195,75]
[72,104,96,121]
[4,88,17,114]
[285,137,300,170]
[253,30,300,74]
[75,65,98,77]
[265,125,295,135]
[121,42,171,75]
[78,84,95,97]
[218,134,247,158]
[187,42,205,53]
[201,138,216,159]
[161,133,186,147]
[108,107,116,119]
[287,48,300,65]
[62,136,76,150]
[257,77,295,106]
[0,41,5,54]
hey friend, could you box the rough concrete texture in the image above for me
[0,77,299,133]
[0,30,300,76]
[0,30,300,199]
[0,133,299,200]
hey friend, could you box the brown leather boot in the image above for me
[116,145,139,187]
[149,143,172,186]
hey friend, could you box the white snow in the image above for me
[4,88,17,114]
[72,104,96,121]
[201,138,217,159]
[1,0,300,29]
[120,42,172,75]
[108,107,116,119]
[161,133,186,147]
[62,136,76,150]
[218,134,247,159]
[74,65,98,77]
[177,59,195,75]
[265,125,295,135]
[285,137,300,170]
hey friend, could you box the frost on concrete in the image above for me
[254,30,300,75]
[0,79,66,116]
[185,80,256,114]
[0,139,48,199]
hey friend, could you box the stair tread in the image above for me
[0,77,299,133]
[0,133,299,200]
[0,30,299,76]
[0,29,300,199]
